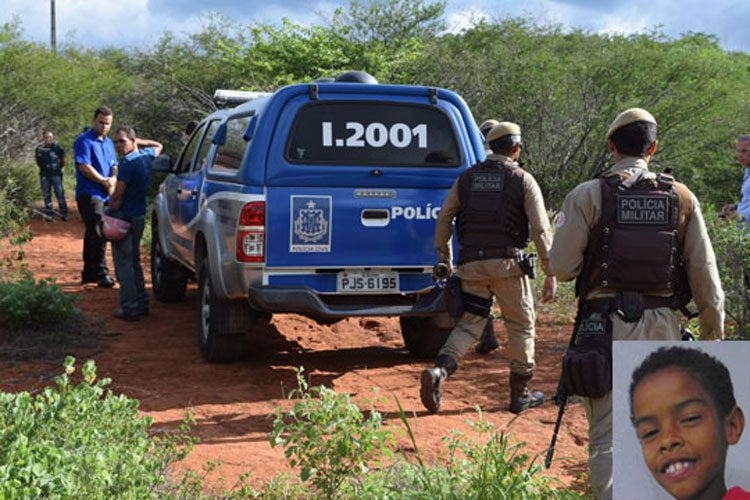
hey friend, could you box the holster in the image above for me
[517,252,537,279]
[615,291,644,323]
[445,275,464,318]
[561,313,612,398]
[462,291,492,317]
[444,276,492,318]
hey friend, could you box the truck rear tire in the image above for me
[197,259,253,362]
[151,223,187,303]
[400,316,454,359]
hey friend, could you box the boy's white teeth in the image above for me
[664,461,692,474]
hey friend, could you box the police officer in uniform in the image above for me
[479,119,499,147]
[473,118,502,355]
[549,108,725,500]
[421,122,557,415]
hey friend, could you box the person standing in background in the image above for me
[721,134,750,228]
[35,130,68,221]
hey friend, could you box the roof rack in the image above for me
[213,89,271,109]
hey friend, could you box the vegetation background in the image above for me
[2,1,749,496]
[4,0,749,334]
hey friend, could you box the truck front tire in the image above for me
[151,221,187,302]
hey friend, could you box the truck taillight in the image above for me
[236,201,265,262]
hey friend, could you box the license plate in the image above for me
[337,271,400,293]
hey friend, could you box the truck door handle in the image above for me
[361,209,390,227]
[176,188,198,197]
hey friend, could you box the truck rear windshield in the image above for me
[285,102,461,167]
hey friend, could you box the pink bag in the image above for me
[100,214,132,241]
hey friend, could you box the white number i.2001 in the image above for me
[321,121,427,149]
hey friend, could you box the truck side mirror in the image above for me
[151,153,173,173]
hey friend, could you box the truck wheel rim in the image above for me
[153,241,162,287]
[200,283,210,342]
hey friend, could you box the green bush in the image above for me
[0,277,81,330]
[703,204,750,339]
[269,367,396,500]
[0,357,253,500]
[0,179,32,281]
[0,357,181,498]
[267,372,586,500]
[391,404,586,500]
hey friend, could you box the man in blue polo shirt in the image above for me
[74,106,118,288]
[110,126,162,321]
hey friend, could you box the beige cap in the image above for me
[606,108,656,140]
[486,121,521,143]
[479,119,500,135]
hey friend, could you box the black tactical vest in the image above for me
[456,159,529,264]
[577,170,683,297]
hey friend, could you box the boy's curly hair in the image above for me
[629,346,736,423]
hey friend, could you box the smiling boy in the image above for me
[629,346,748,500]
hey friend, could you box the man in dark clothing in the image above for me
[74,106,118,288]
[110,126,162,321]
[35,130,68,221]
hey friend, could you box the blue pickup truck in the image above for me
[150,71,486,361]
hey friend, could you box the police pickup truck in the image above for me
[150,71,486,361]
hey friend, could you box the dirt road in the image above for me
[0,204,590,492]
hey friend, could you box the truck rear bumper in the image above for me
[247,285,446,318]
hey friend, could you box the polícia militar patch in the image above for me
[471,172,504,191]
[616,195,670,225]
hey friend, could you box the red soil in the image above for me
[0,203,590,493]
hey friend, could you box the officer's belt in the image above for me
[583,296,672,314]
[458,246,520,264]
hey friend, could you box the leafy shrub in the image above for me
[703,204,750,339]
[0,160,38,212]
[0,181,32,281]
[392,404,586,500]
[269,367,396,500]
[267,373,585,500]
[0,357,253,500]
[0,357,181,498]
[0,276,81,330]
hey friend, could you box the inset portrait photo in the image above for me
[613,341,750,500]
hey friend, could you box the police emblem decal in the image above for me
[556,211,566,228]
[291,196,332,252]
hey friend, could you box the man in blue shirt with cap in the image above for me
[74,106,118,288]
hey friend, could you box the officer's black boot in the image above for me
[509,371,545,414]
[475,318,499,354]
[420,354,458,414]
